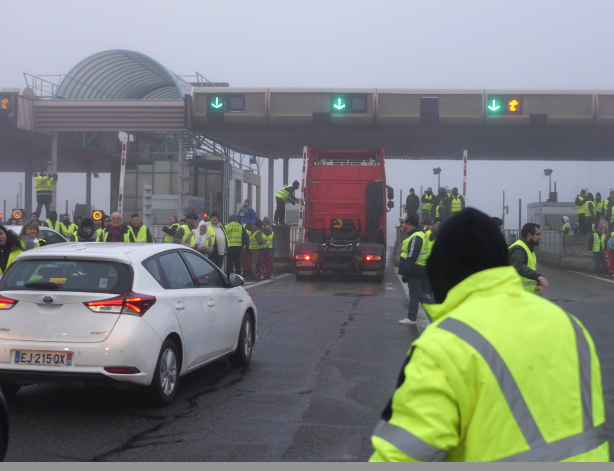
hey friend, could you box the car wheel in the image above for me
[0,382,21,400]
[229,314,253,367]
[148,339,180,406]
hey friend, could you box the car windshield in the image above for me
[0,259,133,294]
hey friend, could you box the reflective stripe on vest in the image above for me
[576,196,585,214]
[163,223,179,243]
[436,316,605,462]
[451,195,462,212]
[261,232,274,249]
[373,420,448,462]
[592,233,606,252]
[422,194,433,211]
[225,222,243,247]
[249,230,264,249]
[508,240,537,293]
[35,176,55,195]
[275,185,294,204]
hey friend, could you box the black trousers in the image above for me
[227,246,242,274]
[274,197,286,224]
[578,214,586,235]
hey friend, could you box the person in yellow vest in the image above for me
[258,218,276,280]
[59,213,78,242]
[128,214,154,243]
[274,180,300,225]
[421,187,434,219]
[34,169,57,220]
[586,193,596,232]
[588,225,609,277]
[97,212,136,242]
[97,216,111,241]
[508,223,549,295]
[371,208,608,462]
[559,216,571,236]
[449,187,465,215]
[595,192,604,228]
[605,190,614,232]
[161,216,179,243]
[575,189,587,235]
[248,219,265,281]
[43,211,61,232]
[74,218,98,242]
[19,222,46,250]
[0,225,24,275]
[224,214,249,275]
[173,219,196,246]
[425,217,442,259]
[398,216,432,325]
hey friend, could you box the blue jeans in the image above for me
[593,251,607,275]
[210,254,225,270]
[407,277,433,321]
[35,201,51,220]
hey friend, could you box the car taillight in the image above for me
[85,291,156,316]
[104,367,140,374]
[295,254,311,260]
[0,297,17,310]
[365,255,382,261]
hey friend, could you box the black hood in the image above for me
[426,208,509,303]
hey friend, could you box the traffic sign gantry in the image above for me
[486,95,523,115]
[207,94,245,113]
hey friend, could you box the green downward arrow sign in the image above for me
[487,100,500,111]
[211,97,223,109]
[333,98,346,110]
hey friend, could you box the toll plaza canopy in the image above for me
[55,49,191,100]
[189,88,614,160]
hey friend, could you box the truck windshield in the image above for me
[0,259,133,294]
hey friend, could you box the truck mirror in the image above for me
[387,186,394,200]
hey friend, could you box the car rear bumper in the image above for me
[0,316,162,387]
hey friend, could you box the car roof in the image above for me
[15,242,183,264]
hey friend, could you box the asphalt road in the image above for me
[4,264,418,462]
[3,263,613,461]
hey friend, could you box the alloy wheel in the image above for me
[160,348,177,395]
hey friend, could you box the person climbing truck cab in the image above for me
[274,180,300,225]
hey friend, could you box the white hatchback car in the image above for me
[0,243,257,405]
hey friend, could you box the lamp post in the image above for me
[433,167,442,190]
[543,169,553,195]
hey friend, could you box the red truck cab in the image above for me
[293,148,394,282]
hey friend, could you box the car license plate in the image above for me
[296,261,315,266]
[362,271,379,275]
[297,270,314,274]
[14,351,72,366]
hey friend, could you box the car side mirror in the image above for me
[228,274,244,287]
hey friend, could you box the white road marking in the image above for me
[396,273,430,335]
[244,273,292,289]
[567,270,614,284]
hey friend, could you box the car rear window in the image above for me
[0,259,133,294]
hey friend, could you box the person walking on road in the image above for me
[274,181,300,225]
[34,169,57,220]
[405,188,420,220]
[589,225,609,276]
[509,223,548,295]
[575,189,587,235]
[398,216,432,325]
[371,208,608,462]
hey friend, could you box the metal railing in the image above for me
[503,229,561,255]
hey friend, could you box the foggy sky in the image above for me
[2,0,614,238]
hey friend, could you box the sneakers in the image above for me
[398,318,417,325]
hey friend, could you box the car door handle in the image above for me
[238,299,244,303]
[175,302,185,311]
[207,300,216,307]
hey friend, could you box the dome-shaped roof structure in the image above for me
[55,50,191,100]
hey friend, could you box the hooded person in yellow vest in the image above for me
[559,216,571,236]
[274,180,300,225]
[371,208,608,462]
[508,223,549,295]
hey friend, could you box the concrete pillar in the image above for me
[247,183,253,207]
[177,133,189,220]
[256,184,261,220]
[283,158,289,186]
[49,131,58,212]
[24,156,33,216]
[268,157,274,221]
[85,160,92,217]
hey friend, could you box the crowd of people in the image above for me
[404,186,466,223]
[0,197,277,282]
